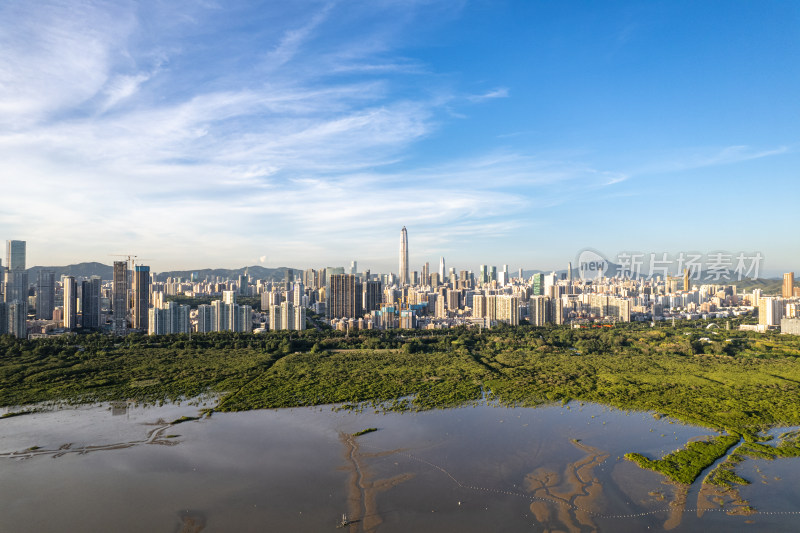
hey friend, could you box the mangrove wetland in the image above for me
[3,321,800,493]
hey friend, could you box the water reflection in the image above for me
[3,402,800,532]
[0,420,178,460]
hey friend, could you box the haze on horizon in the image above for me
[1,1,798,275]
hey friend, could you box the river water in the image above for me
[1,400,799,532]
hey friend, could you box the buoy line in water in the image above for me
[359,441,800,520]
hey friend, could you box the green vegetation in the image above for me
[738,430,800,459]
[0,410,36,419]
[217,348,484,412]
[3,325,800,430]
[625,435,740,485]
[352,427,378,437]
[170,415,201,425]
[705,450,750,488]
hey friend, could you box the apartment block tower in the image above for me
[112,261,128,335]
[4,240,27,337]
[784,272,795,299]
[132,265,151,331]
[328,274,363,319]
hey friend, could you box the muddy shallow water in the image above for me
[2,401,799,532]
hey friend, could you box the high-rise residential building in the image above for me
[36,269,55,320]
[81,276,102,329]
[473,294,486,318]
[363,280,382,313]
[4,240,27,338]
[0,303,7,335]
[328,274,362,319]
[212,300,228,331]
[293,282,305,307]
[63,276,78,329]
[132,265,151,331]
[148,301,191,335]
[551,297,564,325]
[2,268,26,307]
[197,304,214,333]
[294,304,306,330]
[399,227,409,286]
[269,304,282,331]
[7,301,25,337]
[495,295,519,325]
[784,273,795,299]
[238,305,252,333]
[446,288,461,311]
[752,288,762,307]
[112,261,128,336]
[280,301,295,330]
[759,297,785,326]
[422,262,430,286]
[223,290,236,305]
[439,257,445,281]
[529,296,550,326]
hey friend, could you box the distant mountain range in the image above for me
[25,263,300,282]
[23,262,783,289]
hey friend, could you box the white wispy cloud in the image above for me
[0,0,628,271]
[468,87,509,102]
[635,144,791,176]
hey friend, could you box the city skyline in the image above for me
[1,1,799,273]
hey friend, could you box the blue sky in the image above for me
[1,0,798,275]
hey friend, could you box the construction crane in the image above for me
[108,254,152,271]
[109,254,137,269]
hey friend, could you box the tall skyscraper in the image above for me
[422,262,430,285]
[132,265,151,331]
[439,257,446,281]
[112,261,128,336]
[36,269,55,320]
[328,274,363,319]
[784,272,795,299]
[399,227,409,286]
[4,240,27,338]
[63,276,78,329]
[81,276,102,329]
[683,269,690,292]
[6,240,25,271]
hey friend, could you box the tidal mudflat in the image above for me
[2,401,800,532]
